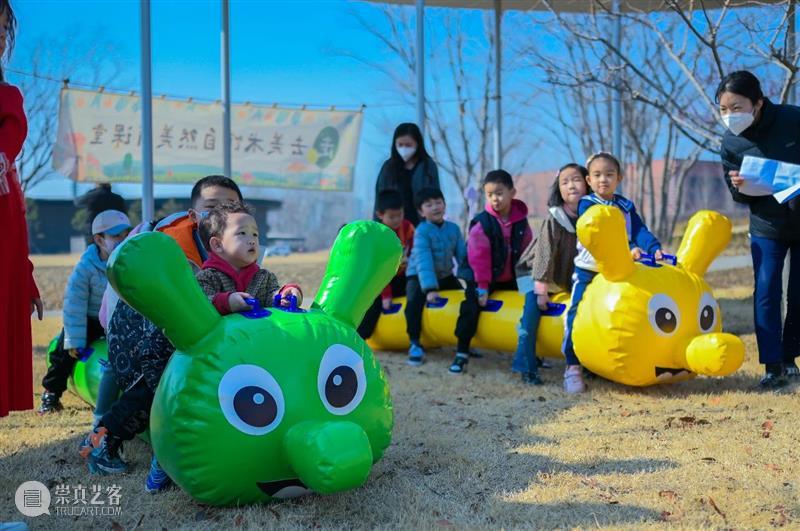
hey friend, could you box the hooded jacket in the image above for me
[62,244,108,349]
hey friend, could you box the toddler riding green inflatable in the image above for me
[105,221,401,505]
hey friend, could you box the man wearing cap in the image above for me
[38,209,132,414]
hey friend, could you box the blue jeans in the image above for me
[512,291,541,374]
[751,236,800,365]
[94,360,119,426]
[562,267,597,366]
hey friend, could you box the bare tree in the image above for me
[344,5,534,229]
[11,30,124,192]
[534,0,799,152]
[519,1,796,242]
[527,13,703,242]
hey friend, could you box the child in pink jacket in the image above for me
[455,170,532,374]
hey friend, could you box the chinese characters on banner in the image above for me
[53,88,363,191]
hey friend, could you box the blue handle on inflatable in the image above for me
[426,296,448,309]
[76,347,94,362]
[541,302,566,317]
[382,302,402,315]
[272,293,305,313]
[638,252,678,268]
[241,297,271,319]
[483,299,503,312]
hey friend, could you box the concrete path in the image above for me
[709,254,751,272]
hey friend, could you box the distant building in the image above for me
[27,197,281,254]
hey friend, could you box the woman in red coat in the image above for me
[0,0,43,418]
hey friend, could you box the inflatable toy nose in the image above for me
[684,333,745,376]
[284,420,373,495]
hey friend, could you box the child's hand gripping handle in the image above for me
[241,297,271,319]
[638,252,678,267]
[273,293,304,313]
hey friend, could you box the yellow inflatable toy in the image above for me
[368,209,745,387]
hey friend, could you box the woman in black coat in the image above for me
[717,70,800,388]
[374,123,440,226]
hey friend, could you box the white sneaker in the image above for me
[563,365,586,394]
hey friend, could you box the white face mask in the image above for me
[721,111,755,136]
[103,237,120,255]
[396,146,417,162]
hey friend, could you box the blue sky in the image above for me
[10,0,773,215]
[11,0,463,212]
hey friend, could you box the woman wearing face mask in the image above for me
[718,70,800,389]
[0,0,44,418]
[374,122,440,226]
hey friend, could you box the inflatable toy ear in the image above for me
[313,221,402,329]
[676,210,732,276]
[576,205,635,281]
[106,232,222,351]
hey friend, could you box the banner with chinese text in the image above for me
[53,88,362,191]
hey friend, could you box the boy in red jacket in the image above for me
[358,190,414,339]
[457,170,532,373]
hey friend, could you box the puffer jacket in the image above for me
[63,244,108,349]
[720,98,800,241]
[407,219,473,292]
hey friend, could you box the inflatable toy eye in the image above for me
[318,344,367,415]
[698,292,718,332]
[218,364,285,436]
[648,294,680,336]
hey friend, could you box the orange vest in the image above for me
[155,213,205,269]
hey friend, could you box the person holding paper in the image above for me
[717,70,800,389]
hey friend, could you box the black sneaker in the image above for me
[537,357,552,369]
[759,366,788,390]
[37,392,63,415]
[522,372,543,385]
[784,360,800,379]
[449,353,469,374]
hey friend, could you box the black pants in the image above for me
[405,275,485,352]
[43,318,105,397]
[358,276,407,339]
[100,378,154,442]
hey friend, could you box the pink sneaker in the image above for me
[563,365,586,394]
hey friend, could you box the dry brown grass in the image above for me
[3,265,799,530]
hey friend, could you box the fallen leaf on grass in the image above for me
[700,457,716,463]
[234,514,244,527]
[765,463,783,473]
[707,496,727,523]
[659,490,679,501]
[660,511,682,522]
[708,397,721,405]
[436,518,454,527]
[666,416,711,428]
[762,420,774,438]
[772,505,789,527]
[620,410,631,417]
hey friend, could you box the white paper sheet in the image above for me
[738,156,779,196]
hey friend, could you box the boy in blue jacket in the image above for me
[562,152,664,393]
[38,210,132,413]
[405,187,479,370]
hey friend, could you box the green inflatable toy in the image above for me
[105,221,401,506]
[45,337,109,407]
